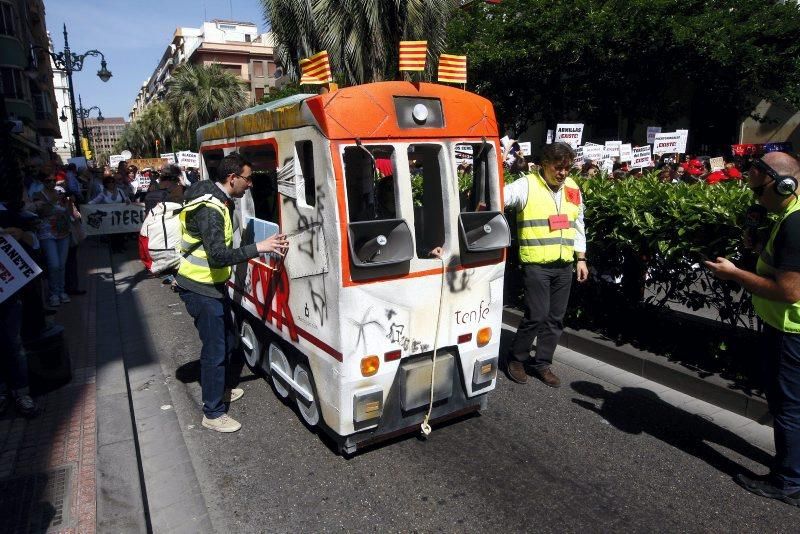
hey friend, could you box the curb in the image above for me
[502,307,771,425]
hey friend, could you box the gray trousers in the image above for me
[511,263,573,369]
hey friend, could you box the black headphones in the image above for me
[751,158,798,197]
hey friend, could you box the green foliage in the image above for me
[260,83,305,105]
[261,0,458,86]
[579,173,757,327]
[447,0,800,137]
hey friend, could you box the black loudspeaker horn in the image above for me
[458,211,511,252]
[347,218,414,267]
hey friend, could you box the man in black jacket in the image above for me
[176,152,288,433]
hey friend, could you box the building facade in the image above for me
[84,116,126,162]
[51,39,73,162]
[0,0,60,161]
[130,20,277,120]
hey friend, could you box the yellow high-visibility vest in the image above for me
[517,172,581,264]
[177,194,233,285]
[753,199,800,333]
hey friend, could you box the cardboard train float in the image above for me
[197,81,510,453]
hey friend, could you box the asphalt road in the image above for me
[118,254,799,533]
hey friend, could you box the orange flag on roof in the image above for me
[438,54,467,84]
[299,50,333,85]
[399,41,428,71]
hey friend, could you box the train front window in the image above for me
[343,145,397,222]
[409,144,445,258]
[454,141,496,212]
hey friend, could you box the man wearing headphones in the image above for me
[705,151,800,507]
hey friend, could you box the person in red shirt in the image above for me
[706,162,743,185]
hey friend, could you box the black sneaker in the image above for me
[735,473,800,507]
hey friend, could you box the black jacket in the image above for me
[175,180,258,298]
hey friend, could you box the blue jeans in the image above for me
[41,236,70,298]
[763,325,800,491]
[0,298,29,394]
[179,289,236,419]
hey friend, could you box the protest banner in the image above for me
[620,143,633,163]
[80,203,146,236]
[709,157,725,172]
[631,146,652,168]
[109,154,126,168]
[555,123,584,148]
[128,158,167,170]
[0,233,42,305]
[177,151,199,168]
[573,146,585,167]
[455,144,473,165]
[605,141,622,157]
[160,153,176,164]
[676,129,689,153]
[583,144,604,162]
[646,126,662,144]
[653,132,682,155]
[518,142,531,156]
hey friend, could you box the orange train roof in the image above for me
[197,82,499,144]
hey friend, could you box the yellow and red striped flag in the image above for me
[299,50,333,85]
[399,41,428,72]
[437,54,467,84]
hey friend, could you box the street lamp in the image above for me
[29,23,111,158]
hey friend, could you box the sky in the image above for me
[44,0,268,120]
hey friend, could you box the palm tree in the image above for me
[165,63,249,150]
[262,0,459,86]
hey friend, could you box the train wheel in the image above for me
[267,343,291,399]
[293,363,319,427]
[240,320,262,371]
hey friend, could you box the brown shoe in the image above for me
[531,367,561,388]
[506,361,528,384]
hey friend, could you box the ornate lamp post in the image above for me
[31,24,111,157]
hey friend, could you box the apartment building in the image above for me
[84,116,126,159]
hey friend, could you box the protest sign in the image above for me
[605,141,622,157]
[0,233,42,305]
[178,151,199,168]
[601,158,614,174]
[80,203,146,236]
[709,157,725,172]
[646,126,662,144]
[109,155,126,168]
[583,144,604,162]
[631,146,652,168]
[518,142,531,156]
[555,124,584,148]
[160,153,176,164]
[455,144,473,165]
[620,143,633,163]
[573,146,585,167]
[676,129,689,153]
[653,133,682,155]
[128,158,167,170]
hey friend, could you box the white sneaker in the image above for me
[223,388,244,403]
[48,295,60,307]
[59,293,71,303]
[202,414,241,433]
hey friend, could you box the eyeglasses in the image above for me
[234,173,253,185]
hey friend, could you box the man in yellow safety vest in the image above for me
[706,152,800,507]
[504,142,589,387]
[176,152,288,433]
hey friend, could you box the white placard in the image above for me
[605,141,622,157]
[583,144,604,162]
[177,151,200,168]
[518,142,531,156]
[0,233,42,304]
[80,203,146,235]
[709,157,725,172]
[109,155,126,168]
[653,132,683,155]
[555,123,584,148]
[455,144,473,166]
[545,130,553,144]
[601,158,614,174]
[619,143,633,163]
[160,153,176,164]
[646,126,662,144]
[676,129,689,153]
[631,146,653,168]
[573,146,585,168]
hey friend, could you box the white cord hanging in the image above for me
[421,255,447,438]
